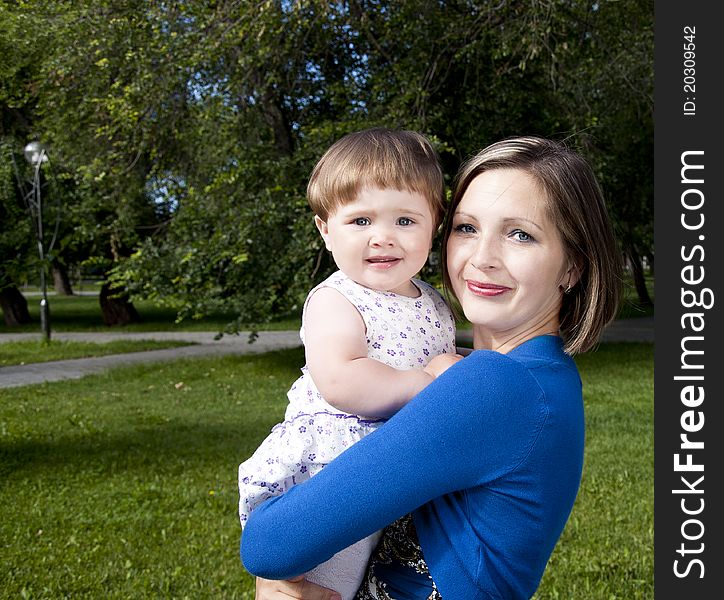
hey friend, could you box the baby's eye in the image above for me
[397,217,415,226]
[453,223,476,234]
[511,229,534,242]
[353,217,371,226]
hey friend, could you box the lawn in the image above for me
[1,294,300,334]
[0,343,653,599]
[0,339,195,367]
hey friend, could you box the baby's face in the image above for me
[315,186,436,296]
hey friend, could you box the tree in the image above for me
[1,0,654,328]
[521,0,654,304]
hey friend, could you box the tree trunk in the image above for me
[52,262,74,296]
[99,281,141,326]
[627,245,653,306]
[646,252,655,277]
[0,285,33,326]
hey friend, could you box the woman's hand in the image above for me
[255,576,342,600]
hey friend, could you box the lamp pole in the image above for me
[23,141,52,342]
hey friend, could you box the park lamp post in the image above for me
[23,140,52,342]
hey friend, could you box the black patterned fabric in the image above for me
[355,515,442,600]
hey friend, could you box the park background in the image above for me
[1,1,653,598]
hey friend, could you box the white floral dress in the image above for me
[238,270,455,598]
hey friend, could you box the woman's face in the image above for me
[446,168,571,349]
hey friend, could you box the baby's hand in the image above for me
[423,352,465,379]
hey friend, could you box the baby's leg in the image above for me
[305,531,382,600]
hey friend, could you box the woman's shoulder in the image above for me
[450,336,579,402]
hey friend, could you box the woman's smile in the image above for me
[465,280,511,297]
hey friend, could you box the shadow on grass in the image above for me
[0,348,308,486]
[0,420,263,482]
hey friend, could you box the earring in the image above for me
[561,274,573,294]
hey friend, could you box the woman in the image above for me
[241,136,622,599]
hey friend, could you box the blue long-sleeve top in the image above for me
[241,335,584,599]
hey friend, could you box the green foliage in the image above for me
[112,151,319,326]
[0,142,34,288]
[1,1,654,323]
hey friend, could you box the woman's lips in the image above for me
[466,280,511,297]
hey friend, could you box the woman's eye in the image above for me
[453,223,476,234]
[397,217,414,226]
[511,229,534,242]
[353,217,371,226]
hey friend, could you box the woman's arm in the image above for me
[241,351,538,579]
[303,287,437,418]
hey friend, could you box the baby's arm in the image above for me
[304,287,444,419]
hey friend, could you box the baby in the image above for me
[238,128,460,599]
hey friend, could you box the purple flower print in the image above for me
[423,348,430,356]
[299,425,307,433]
[307,453,316,461]
[387,349,396,356]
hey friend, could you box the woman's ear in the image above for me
[562,263,581,292]
[314,215,332,251]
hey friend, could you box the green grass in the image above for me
[0,339,195,367]
[535,343,654,598]
[0,343,653,599]
[1,294,300,334]
[0,350,297,599]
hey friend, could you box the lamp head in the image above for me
[24,141,48,166]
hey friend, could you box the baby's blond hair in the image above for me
[307,128,445,228]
